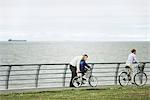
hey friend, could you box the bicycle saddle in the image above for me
[125,66,130,68]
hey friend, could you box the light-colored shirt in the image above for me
[69,56,82,72]
[126,53,138,66]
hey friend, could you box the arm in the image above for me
[133,55,139,63]
[84,61,90,68]
[76,59,81,73]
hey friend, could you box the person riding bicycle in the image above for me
[80,59,91,76]
[69,54,90,87]
[126,49,139,83]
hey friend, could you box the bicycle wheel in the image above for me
[89,76,98,87]
[118,72,130,86]
[134,72,147,86]
[72,76,82,88]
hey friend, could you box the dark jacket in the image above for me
[80,60,90,72]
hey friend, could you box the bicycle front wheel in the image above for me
[72,76,82,88]
[118,72,130,86]
[134,72,147,86]
[88,76,98,87]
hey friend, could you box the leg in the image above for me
[82,72,86,80]
[127,66,134,83]
[69,65,77,87]
[125,66,132,81]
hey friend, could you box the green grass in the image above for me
[0,86,150,100]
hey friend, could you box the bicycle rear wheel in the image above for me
[88,76,98,87]
[134,72,147,86]
[72,76,82,88]
[118,72,130,86]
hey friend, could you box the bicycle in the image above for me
[118,63,147,86]
[72,67,98,88]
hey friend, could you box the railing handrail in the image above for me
[0,63,69,67]
[1,61,150,67]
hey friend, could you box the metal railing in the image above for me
[0,62,150,90]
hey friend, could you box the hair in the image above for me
[131,49,136,53]
[83,54,88,57]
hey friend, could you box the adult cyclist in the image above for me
[126,49,139,83]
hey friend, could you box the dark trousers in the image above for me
[69,65,77,87]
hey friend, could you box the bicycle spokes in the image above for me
[134,72,147,86]
[119,72,130,86]
[72,76,82,88]
[89,76,98,87]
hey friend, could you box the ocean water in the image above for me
[0,41,149,64]
[0,41,150,89]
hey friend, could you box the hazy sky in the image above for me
[0,0,149,41]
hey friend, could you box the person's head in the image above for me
[82,54,88,61]
[131,49,136,54]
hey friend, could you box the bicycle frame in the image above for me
[85,69,92,78]
[123,63,144,76]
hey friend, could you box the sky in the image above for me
[0,0,149,41]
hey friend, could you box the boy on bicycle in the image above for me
[80,59,91,76]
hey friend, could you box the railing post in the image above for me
[35,65,41,88]
[140,63,146,84]
[6,65,12,89]
[115,63,120,85]
[143,63,146,72]
[62,64,68,87]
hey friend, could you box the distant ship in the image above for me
[8,39,27,42]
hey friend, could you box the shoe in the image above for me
[82,78,86,84]
[77,82,80,85]
[82,78,86,80]
[128,77,131,81]
[131,82,135,84]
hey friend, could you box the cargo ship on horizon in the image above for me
[8,39,27,42]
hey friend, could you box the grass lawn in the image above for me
[0,86,150,100]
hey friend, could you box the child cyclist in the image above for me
[80,58,91,76]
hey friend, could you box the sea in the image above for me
[0,41,149,64]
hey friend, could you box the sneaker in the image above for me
[131,82,135,84]
[77,82,80,85]
[128,77,131,81]
[82,78,86,80]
